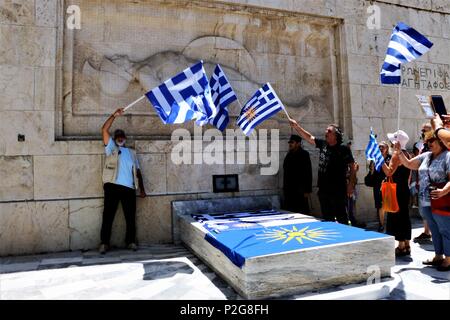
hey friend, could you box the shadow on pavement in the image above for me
[142,261,194,280]
[395,266,450,283]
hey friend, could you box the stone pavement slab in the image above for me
[0,245,232,300]
[0,224,449,300]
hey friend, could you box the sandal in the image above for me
[423,258,444,266]
[395,247,409,257]
[436,264,450,272]
[405,245,411,255]
[413,233,432,243]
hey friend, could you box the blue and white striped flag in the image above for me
[209,65,238,131]
[145,61,216,125]
[380,22,433,84]
[365,130,385,171]
[237,83,284,136]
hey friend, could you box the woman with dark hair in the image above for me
[395,132,450,271]
[370,141,391,232]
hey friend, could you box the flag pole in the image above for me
[123,95,146,112]
[280,105,292,121]
[397,83,401,132]
[266,83,292,121]
[273,87,294,133]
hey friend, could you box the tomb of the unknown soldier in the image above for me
[0,0,449,305]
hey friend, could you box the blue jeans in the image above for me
[420,205,450,256]
[433,214,450,256]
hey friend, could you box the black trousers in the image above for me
[283,191,310,214]
[318,192,349,225]
[100,183,136,246]
[386,192,411,241]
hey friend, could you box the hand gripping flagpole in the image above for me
[123,95,146,112]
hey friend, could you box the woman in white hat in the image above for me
[382,130,412,257]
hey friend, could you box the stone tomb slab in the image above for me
[173,198,395,299]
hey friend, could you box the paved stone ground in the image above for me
[0,244,238,300]
[385,225,450,300]
[0,219,449,300]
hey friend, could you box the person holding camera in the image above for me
[394,132,450,271]
[382,131,412,257]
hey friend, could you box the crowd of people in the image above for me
[285,113,450,272]
[99,107,449,272]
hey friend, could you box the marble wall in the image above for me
[62,0,341,137]
[0,0,449,256]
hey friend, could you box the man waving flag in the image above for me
[237,83,284,136]
[208,65,238,131]
[145,61,216,125]
[380,22,433,84]
[365,129,385,171]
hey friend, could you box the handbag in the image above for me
[427,154,450,216]
[381,177,400,213]
[364,171,375,187]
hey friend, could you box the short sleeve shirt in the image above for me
[105,138,140,189]
[417,150,450,207]
[315,138,355,195]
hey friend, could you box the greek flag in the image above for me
[209,65,238,131]
[145,61,216,125]
[237,83,283,136]
[365,130,385,171]
[380,22,433,84]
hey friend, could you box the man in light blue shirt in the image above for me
[99,108,146,254]
[105,136,141,189]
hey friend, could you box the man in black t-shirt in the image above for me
[289,119,356,224]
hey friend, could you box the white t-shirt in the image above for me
[105,138,140,189]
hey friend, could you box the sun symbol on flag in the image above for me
[256,225,340,245]
[243,107,258,121]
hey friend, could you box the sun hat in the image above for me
[387,130,409,150]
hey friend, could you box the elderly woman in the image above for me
[382,131,412,257]
[395,132,450,272]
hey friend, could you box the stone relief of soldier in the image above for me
[79,36,332,124]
